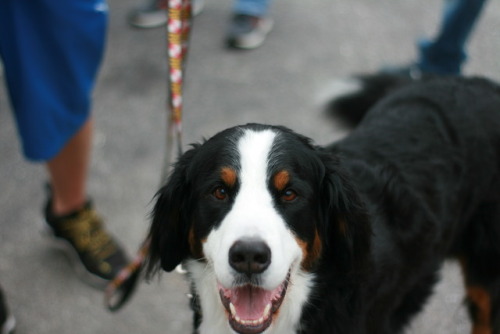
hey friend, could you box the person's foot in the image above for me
[226,14,273,50]
[128,0,204,29]
[44,199,129,289]
[0,288,15,334]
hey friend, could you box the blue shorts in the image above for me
[0,0,108,161]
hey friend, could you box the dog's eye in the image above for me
[213,186,228,200]
[281,189,297,202]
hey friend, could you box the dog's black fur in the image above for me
[147,75,500,333]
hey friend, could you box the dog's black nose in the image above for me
[229,238,271,276]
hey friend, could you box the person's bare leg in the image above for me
[46,118,93,216]
[45,117,128,285]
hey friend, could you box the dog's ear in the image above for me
[146,145,200,276]
[318,150,371,276]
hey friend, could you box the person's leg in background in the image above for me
[47,119,93,217]
[383,0,489,78]
[127,0,274,49]
[417,0,489,75]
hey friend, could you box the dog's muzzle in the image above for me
[218,237,290,334]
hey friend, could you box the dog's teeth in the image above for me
[229,303,236,316]
[231,303,271,326]
[264,303,271,318]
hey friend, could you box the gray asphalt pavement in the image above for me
[1,0,499,333]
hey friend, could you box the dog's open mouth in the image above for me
[218,273,290,334]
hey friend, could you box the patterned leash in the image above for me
[105,0,192,311]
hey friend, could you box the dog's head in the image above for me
[146,124,370,334]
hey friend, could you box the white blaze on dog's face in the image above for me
[206,130,300,288]
[186,128,317,334]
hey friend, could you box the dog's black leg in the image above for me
[389,271,440,333]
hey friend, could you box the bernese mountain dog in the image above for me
[145,75,500,334]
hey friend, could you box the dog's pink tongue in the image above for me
[232,285,273,320]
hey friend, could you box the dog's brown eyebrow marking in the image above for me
[273,170,290,191]
[220,167,237,187]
